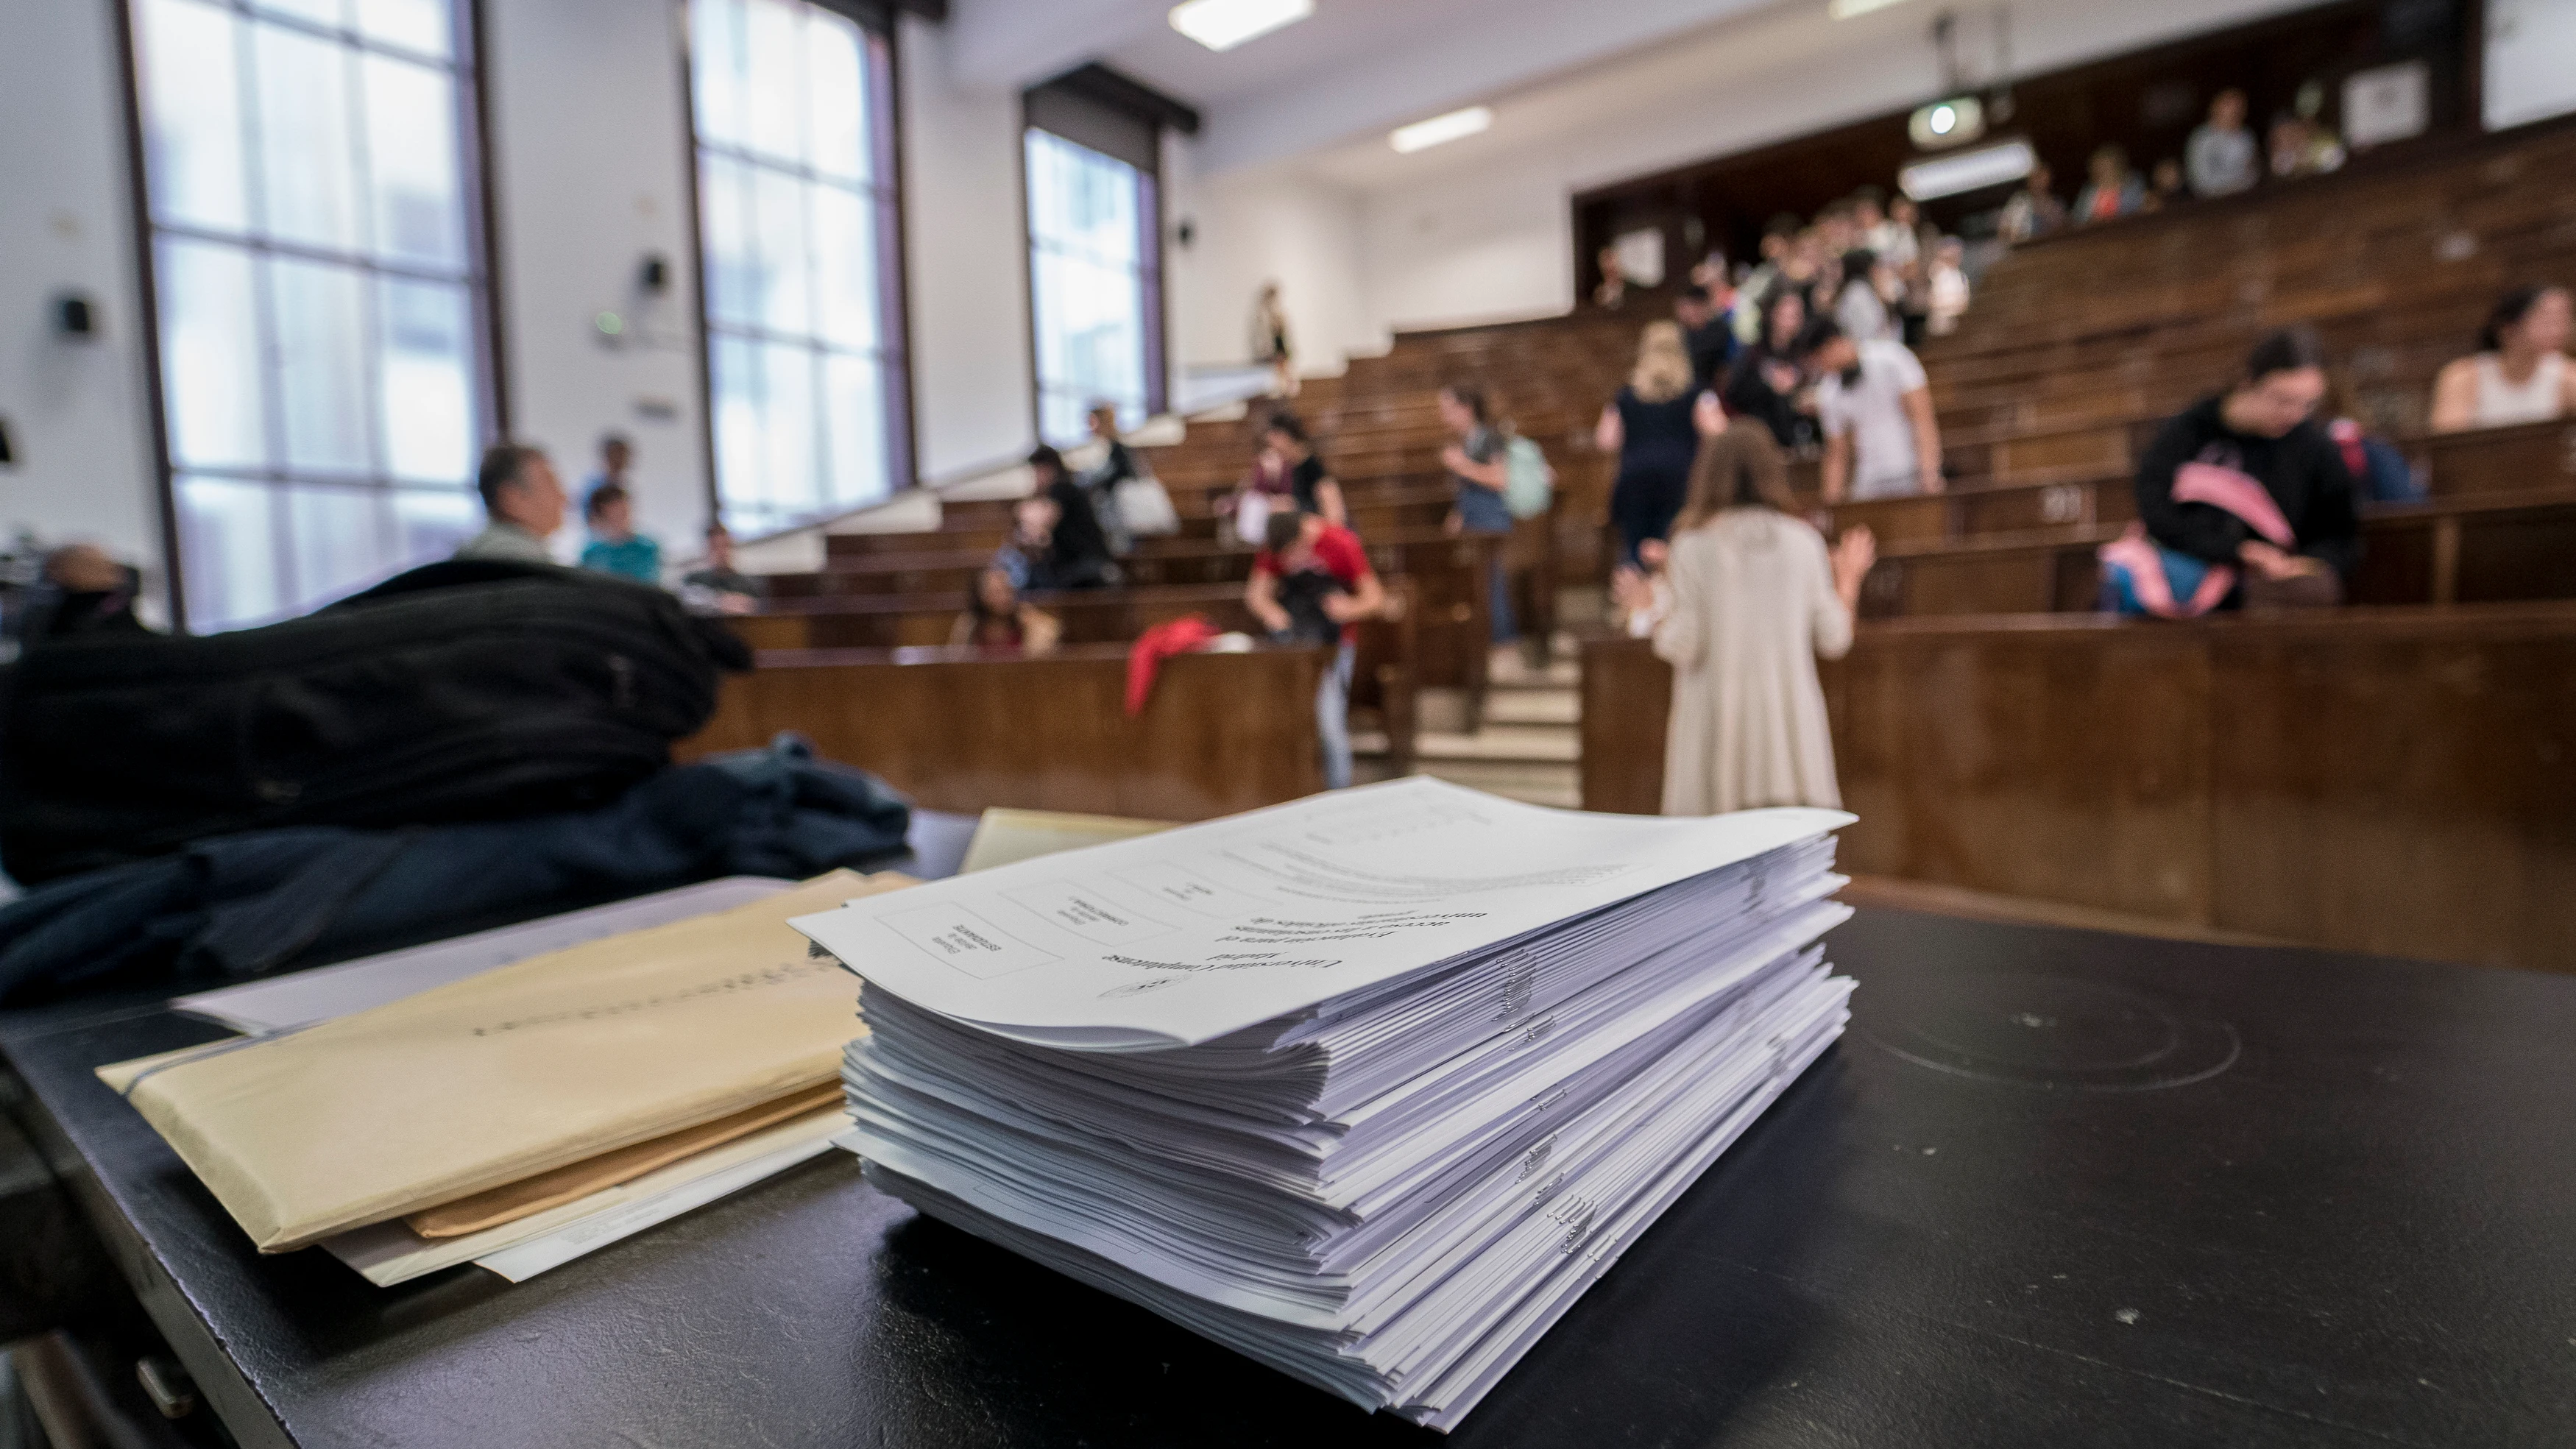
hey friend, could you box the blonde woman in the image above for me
[1653,411,1876,815]
[1593,321,1702,561]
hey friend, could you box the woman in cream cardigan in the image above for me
[1652,405,1876,814]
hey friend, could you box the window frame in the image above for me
[677,0,915,536]
[1019,116,1168,447]
[113,0,508,634]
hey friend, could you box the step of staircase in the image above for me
[1482,688,1579,726]
[1415,726,1579,765]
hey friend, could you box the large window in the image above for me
[127,0,493,631]
[1024,127,1159,444]
[689,0,906,536]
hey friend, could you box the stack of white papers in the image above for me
[793,778,1855,1430]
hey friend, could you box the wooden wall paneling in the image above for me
[1577,637,1670,815]
[1585,607,2576,972]
[2205,614,2576,968]
[1825,623,2215,924]
[2451,503,2576,603]
[2416,420,2576,497]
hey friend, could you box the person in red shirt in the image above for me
[1247,511,1385,790]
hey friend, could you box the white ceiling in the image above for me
[941,0,1805,175]
[943,0,2324,190]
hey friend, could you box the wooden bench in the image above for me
[1577,602,2576,973]
[1846,486,2576,617]
[676,643,1330,820]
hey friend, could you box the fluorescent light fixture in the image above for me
[1828,0,1914,17]
[1390,105,1493,154]
[1169,0,1313,52]
[1899,138,2035,200]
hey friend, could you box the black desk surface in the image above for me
[6,812,2572,1448]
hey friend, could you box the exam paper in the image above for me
[794,776,1850,1050]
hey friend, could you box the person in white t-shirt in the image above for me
[1800,318,1944,501]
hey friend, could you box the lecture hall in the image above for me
[0,0,2570,1441]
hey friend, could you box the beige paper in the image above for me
[404,1081,845,1239]
[958,808,1173,875]
[101,871,913,1253]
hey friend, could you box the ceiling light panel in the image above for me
[1390,105,1493,154]
[1170,0,1314,52]
[1827,0,1914,18]
[1899,138,2035,200]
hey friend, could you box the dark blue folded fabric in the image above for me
[0,734,909,1005]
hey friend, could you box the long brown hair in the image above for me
[1672,426,1793,532]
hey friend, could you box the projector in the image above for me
[1908,96,1986,149]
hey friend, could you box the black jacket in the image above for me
[1044,476,1114,573]
[2134,395,2361,578]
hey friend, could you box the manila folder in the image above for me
[101,871,910,1253]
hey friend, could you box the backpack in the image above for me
[0,559,751,884]
[1504,436,1555,520]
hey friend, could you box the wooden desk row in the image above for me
[1850,486,2576,618]
[1578,602,2576,974]
[740,534,1504,706]
[677,643,1331,821]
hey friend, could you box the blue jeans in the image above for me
[1317,640,1356,790]
[1455,485,1518,642]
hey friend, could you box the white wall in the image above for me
[1357,163,1575,334]
[2483,0,2576,131]
[0,0,164,614]
[1165,157,1379,374]
[483,0,710,554]
[898,15,1036,480]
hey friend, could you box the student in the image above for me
[2269,111,2346,179]
[1924,238,1971,337]
[2429,284,2575,433]
[1593,244,1629,310]
[1733,217,1802,347]
[1723,288,1816,453]
[1833,249,1897,343]
[1802,318,1944,502]
[1262,411,1347,525]
[2187,89,2260,198]
[2109,327,2360,615]
[1251,281,1298,397]
[1673,286,1735,395]
[2073,146,2145,224]
[587,433,634,500]
[1868,194,1923,275]
[949,567,1061,655]
[1028,445,1118,589]
[1245,510,1386,790]
[1596,322,1701,562]
[1652,410,1875,815]
[1078,402,1140,556]
[579,483,662,585]
[679,522,760,615]
[456,444,565,564]
[1437,381,1517,641]
[2142,158,2185,213]
[1998,162,2067,244]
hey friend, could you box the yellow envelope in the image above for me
[100,871,911,1252]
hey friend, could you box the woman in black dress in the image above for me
[1595,321,1704,562]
